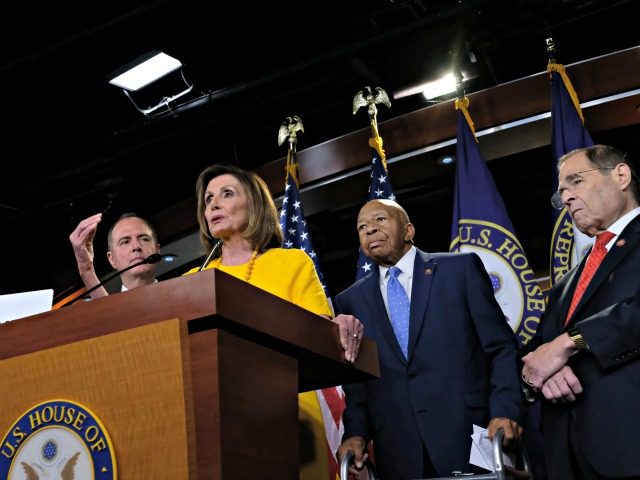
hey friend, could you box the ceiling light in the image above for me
[437,155,456,166]
[107,50,194,115]
[108,51,182,91]
[421,73,458,100]
[394,72,463,101]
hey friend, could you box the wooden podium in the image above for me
[0,269,379,479]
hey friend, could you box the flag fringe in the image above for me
[454,97,478,142]
[285,149,300,186]
[368,133,388,169]
[547,63,586,124]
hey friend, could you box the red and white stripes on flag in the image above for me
[279,149,347,479]
[318,386,345,479]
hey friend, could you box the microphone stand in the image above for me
[62,253,174,307]
[198,239,223,272]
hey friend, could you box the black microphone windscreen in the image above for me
[62,252,167,308]
[145,253,163,264]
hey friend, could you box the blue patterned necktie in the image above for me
[387,266,410,358]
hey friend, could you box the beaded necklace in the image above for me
[214,249,259,282]
[243,249,258,282]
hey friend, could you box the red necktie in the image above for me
[565,231,615,325]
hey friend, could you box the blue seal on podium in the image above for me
[0,399,117,479]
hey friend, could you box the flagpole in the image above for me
[352,86,396,281]
[278,116,345,480]
[545,37,595,285]
[353,86,391,166]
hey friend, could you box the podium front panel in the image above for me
[0,318,195,480]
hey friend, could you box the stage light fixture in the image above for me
[394,71,471,101]
[107,50,194,115]
[421,73,458,100]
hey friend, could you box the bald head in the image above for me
[356,199,415,267]
[367,199,410,221]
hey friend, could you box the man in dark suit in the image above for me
[335,198,525,479]
[521,144,640,479]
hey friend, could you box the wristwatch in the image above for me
[567,327,589,352]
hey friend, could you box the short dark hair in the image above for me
[559,144,639,202]
[195,164,282,255]
[107,213,158,250]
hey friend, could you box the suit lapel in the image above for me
[569,215,640,322]
[407,250,435,359]
[559,258,585,326]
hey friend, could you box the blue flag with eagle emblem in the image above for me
[450,98,545,346]
[355,136,396,280]
[548,63,594,285]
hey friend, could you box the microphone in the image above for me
[198,239,223,272]
[64,253,177,307]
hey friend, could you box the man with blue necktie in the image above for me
[521,144,640,479]
[335,199,525,479]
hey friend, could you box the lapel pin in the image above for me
[424,268,433,275]
[616,239,626,247]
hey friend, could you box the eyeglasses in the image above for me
[551,167,615,210]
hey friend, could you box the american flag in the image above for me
[355,136,396,280]
[280,151,328,295]
[279,149,342,479]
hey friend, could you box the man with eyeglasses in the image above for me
[521,144,640,479]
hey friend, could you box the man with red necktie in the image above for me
[521,145,640,479]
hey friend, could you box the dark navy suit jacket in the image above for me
[335,249,525,479]
[528,214,640,478]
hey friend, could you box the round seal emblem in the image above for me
[0,399,117,479]
[452,219,546,345]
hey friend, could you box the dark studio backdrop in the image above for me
[1,0,638,300]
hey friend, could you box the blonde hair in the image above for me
[195,164,283,255]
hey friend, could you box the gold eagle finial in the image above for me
[352,86,391,119]
[277,115,304,150]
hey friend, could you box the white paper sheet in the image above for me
[469,424,514,472]
[0,289,53,324]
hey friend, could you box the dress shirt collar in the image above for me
[601,207,640,249]
[378,246,416,281]
[121,278,158,292]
